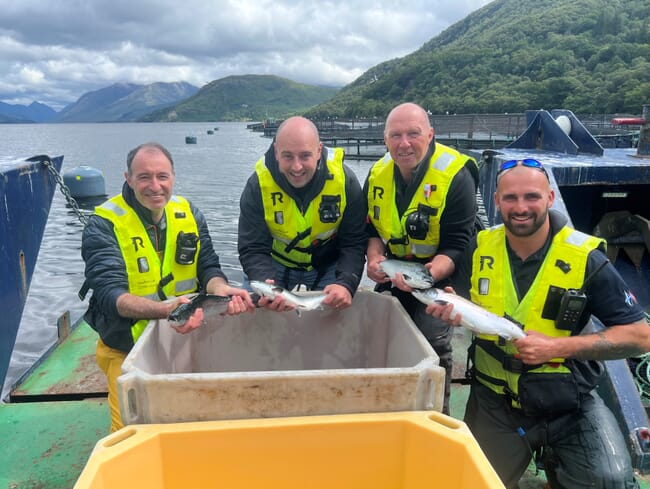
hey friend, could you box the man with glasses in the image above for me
[427,158,650,488]
[364,102,479,414]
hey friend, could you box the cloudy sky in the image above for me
[1,0,492,110]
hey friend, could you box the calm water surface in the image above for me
[1,122,374,398]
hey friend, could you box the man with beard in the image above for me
[427,158,650,489]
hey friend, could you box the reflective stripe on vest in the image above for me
[95,194,200,342]
[469,224,605,405]
[256,147,347,270]
[367,143,474,259]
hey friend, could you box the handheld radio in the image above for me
[555,259,609,330]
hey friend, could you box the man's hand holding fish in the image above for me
[167,295,206,334]
[421,286,462,326]
[251,280,297,312]
[368,255,434,293]
[415,286,526,342]
[250,281,329,316]
[168,283,254,334]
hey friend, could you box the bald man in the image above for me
[364,102,479,414]
[238,116,367,310]
[427,158,650,489]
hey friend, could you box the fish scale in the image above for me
[167,292,231,323]
[378,259,435,289]
[250,281,328,314]
[411,288,526,340]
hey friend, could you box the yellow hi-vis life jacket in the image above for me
[95,194,200,342]
[255,147,346,270]
[367,143,474,259]
[469,224,605,408]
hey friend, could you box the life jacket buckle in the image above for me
[502,355,525,373]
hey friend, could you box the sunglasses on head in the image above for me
[496,158,549,181]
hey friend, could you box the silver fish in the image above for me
[168,292,231,323]
[378,259,434,289]
[250,281,328,314]
[411,288,526,340]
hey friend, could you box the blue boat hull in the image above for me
[0,155,63,389]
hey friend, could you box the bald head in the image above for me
[385,103,432,133]
[494,164,555,243]
[384,103,435,177]
[274,116,323,188]
[496,163,551,193]
[276,116,319,143]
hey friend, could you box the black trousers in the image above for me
[464,381,639,489]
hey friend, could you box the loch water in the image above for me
[0,121,375,398]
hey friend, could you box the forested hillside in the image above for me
[306,0,650,118]
[141,75,338,122]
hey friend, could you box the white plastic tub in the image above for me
[118,290,444,424]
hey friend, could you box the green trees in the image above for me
[306,0,650,117]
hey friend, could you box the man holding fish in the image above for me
[238,116,367,311]
[81,142,254,433]
[364,102,479,414]
[426,157,650,489]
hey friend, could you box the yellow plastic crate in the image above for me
[75,411,504,489]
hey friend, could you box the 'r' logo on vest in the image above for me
[271,192,284,206]
[479,255,494,271]
[372,186,384,200]
[132,236,145,252]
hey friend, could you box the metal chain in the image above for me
[38,156,90,226]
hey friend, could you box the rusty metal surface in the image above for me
[10,320,107,401]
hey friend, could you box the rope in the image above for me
[633,352,650,402]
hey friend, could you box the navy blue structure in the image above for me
[508,109,604,156]
[0,155,63,390]
[470,109,650,473]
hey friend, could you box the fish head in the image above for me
[250,281,273,297]
[402,273,434,290]
[411,287,442,305]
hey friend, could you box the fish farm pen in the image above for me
[247,113,642,158]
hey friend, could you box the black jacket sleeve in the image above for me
[330,165,367,294]
[584,249,647,326]
[82,214,129,318]
[237,167,368,294]
[362,161,478,260]
[237,173,276,281]
[437,163,478,266]
[362,169,380,239]
[81,199,228,352]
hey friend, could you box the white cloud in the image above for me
[18,66,45,84]
[0,0,493,109]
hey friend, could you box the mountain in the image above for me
[306,0,650,118]
[140,75,339,122]
[0,101,57,122]
[55,82,199,122]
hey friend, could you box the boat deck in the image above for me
[2,322,649,488]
